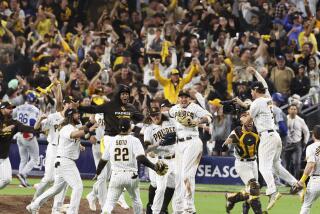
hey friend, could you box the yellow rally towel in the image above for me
[113,56,124,70]
[161,40,171,63]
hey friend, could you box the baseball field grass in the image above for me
[0,178,318,214]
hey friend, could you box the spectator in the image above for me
[290,64,310,96]
[270,54,295,96]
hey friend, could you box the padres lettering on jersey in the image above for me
[230,126,259,159]
[144,119,176,156]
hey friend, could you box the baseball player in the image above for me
[293,125,320,214]
[168,90,212,214]
[247,67,299,210]
[13,91,40,187]
[95,119,168,214]
[26,108,97,214]
[0,102,38,189]
[224,110,263,214]
[144,107,176,214]
[32,96,76,213]
[86,113,129,211]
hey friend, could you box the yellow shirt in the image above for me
[154,66,198,104]
[298,32,318,53]
[36,18,52,37]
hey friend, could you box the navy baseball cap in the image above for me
[160,99,174,108]
[178,90,190,98]
[119,119,131,132]
[0,102,15,109]
[276,54,285,60]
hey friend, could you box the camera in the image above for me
[221,100,244,116]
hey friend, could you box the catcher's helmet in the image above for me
[26,92,37,103]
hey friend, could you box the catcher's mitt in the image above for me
[159,132,177,146]
[154,160,168,176]
[177,116,197,127]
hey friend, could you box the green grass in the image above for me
[1,178,318,213]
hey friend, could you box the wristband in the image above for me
[300,174,308,183]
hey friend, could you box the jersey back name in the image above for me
[102,134,144,172]
[249,97,276,133]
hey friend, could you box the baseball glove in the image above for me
[177,116,197,127]
[154,160,168,176]
[290,182,304,194]
[159,132,177,146]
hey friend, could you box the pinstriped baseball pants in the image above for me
[0,158,12,189]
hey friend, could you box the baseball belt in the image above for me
[158,154,175,160]
[178,136,192,142]
[258,129,274,136]
[240,158,256,162]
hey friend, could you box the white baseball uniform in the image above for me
[101,134,144,214]
[13,103,40,178]
[92,113,105,166]
[144,118,176,214]
[32,111,68,213]
[300,140,320,214]
[169,102,212,213]
[29,124,83,214]
[249,96,297,195]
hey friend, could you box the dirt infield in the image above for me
[0,196,134,214]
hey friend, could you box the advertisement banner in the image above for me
[9,140,243,185]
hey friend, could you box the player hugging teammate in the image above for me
[144,107,177,214]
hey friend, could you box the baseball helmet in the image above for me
[26,92,37,103]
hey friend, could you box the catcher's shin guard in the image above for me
[146,185,157,214]
[250,197,263,214]
[226,191,249,213]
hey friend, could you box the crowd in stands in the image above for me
[0,0,319,164]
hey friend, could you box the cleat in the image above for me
[86,193,97,211]
[26,204,38,214]
[117,194,130,209]
[267,192,282,210]
[225,193,235,213]
[17,174,28,187]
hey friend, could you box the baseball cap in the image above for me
[250,81,266,91]
[276,54,285,60]
[160,99,174,108]
[149,107,161,116]
[118,84,130,94]
[0,101,15,109]
[178,90,190,98]
[170,69,180,75]
[208,98,222,107]
[298,64,305,69]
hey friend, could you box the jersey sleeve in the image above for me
[306,146,316,163]
[144,126,153,144]
[194,103,212,119]
[168,105,177,118]
[133,137,145,157]
[101,137,111,161]
[59,125,73,140]
[249,100,259,118]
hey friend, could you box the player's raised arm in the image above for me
[247,66,271,98]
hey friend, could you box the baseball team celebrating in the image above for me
[1,63,320,214]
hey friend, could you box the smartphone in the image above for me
[184,52,192,57]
